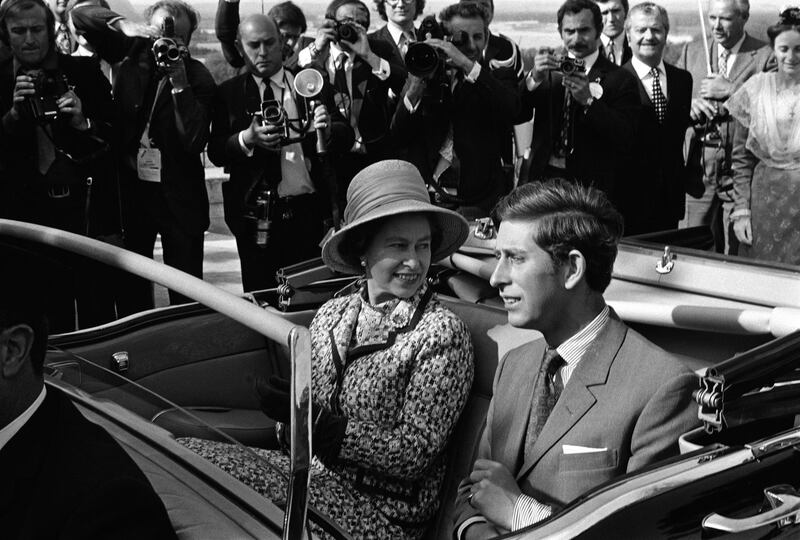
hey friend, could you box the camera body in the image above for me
[333,21,359,44]
[554,55,585,75]
[152,15,186,68]
[26,70,69,124]
[245,186,275,248]
[405,16,470,103]
[254,99,290,140]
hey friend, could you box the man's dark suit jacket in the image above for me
[207,71,353,238]
[453,314,699,533]
[619,61,693,234]
[391,62,520,213]
[368,24,405,67]
[0,53,114,233]
[519,53,639,203]
[0,388,176,539]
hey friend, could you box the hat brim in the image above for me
[322,200,470,275]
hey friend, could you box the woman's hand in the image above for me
[733,216,752,245]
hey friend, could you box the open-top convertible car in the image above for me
[4,217,800,539]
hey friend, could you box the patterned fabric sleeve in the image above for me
[337,310,474,479]
[725,76,752,129]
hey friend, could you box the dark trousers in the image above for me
[234,193,325,292]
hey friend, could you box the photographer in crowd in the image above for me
[297,0,407,201]
[209,14,353,292]
[677,0,774,254]
[71,0,216,313]
[216,0,313,71]
[518,0,639,206]
[0,0,114,331]
[391,2,520,217]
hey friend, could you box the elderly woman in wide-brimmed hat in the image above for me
[182,160,474,539]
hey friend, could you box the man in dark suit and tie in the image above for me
[518,0,639,207]
[677,0,773,253]
[209,14,352,292]
[594,0,632,65]
[390,1,520,217]
[619,2,692,234]
[0,270,176,539]
[452,180,698,539]
[369,0,425,67]
[297,0,407,199]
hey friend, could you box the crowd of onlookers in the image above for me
[0,0,798,332]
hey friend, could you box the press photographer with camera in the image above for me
[209,14,353,292]
[71,0,216,314]
[297,0,407,201]
[518,0,638,204]
[390,2,520,217]
[0,0,115,330]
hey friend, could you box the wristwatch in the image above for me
[309,42,320,59]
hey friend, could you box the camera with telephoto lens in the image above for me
[152,15,186,68]
[26,70,70,124]
[554,55,585,75]
[404,16,469,104]
[333,20,359,44]
[245,185,275,248]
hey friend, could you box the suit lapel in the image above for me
[727,35,759,84]
[516,317,628,481]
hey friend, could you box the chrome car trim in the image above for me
[703,485,800,532]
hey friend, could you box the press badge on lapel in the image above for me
[137,147,162,182]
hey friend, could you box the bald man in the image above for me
[208,15,353,292]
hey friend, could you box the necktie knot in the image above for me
[650,67,660,79]
[335,52,349,69]
[541,347,564,378]
[607,42,616,64]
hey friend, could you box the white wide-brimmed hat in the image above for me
[322,160,469,274]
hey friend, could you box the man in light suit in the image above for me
[676,0,773,253]
[452,180,698,539]
[619,2,692,234]
[0,268,176,539]
[518,0,639,208]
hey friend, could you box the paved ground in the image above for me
[153,230,243,307]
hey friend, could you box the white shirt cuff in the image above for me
[457,517,487,540]
[511,494,553,530]
[238,130,255,156]
[297,46,313,67]
[372,57,391,80]
[464,62,482,83]
[525,71,542,92]
[403,95,420,113]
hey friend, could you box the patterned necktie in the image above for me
[606,42,616,65]
[650,67,667,124]
[399,32,413,59]
[555,86,573,158]
[333,53,352,121]
[524,348,565,459]
[719,48,730,79]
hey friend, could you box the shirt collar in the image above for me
[330,42,354,65]
[0,385,46,452]
[358,281,429,329]
[555,305,610,368]
[386,20,414,45]
[722,33,747,56]
[568,48,600,74]
[631,56,665,79]
[251,67,287,90]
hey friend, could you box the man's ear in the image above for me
[0,325,35,379]
[562,249,586,291]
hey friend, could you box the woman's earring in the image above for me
[360,259,366,268]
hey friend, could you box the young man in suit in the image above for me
[391,1,520,217]
[619,2,692,234]
[209,14,352,292]
[518,0,639,208]
[676,0,774,254]
[453,180,698,539]
[0,270,176,539]
[369,0,425,67]
[594,0,632,65]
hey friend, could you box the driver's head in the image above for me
[0,0,56,68]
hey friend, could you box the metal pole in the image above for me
[697,0,713,75]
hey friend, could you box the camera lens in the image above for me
[405,43,439,79]
[263,104,283,124]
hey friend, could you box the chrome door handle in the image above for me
[703,485,800,532]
